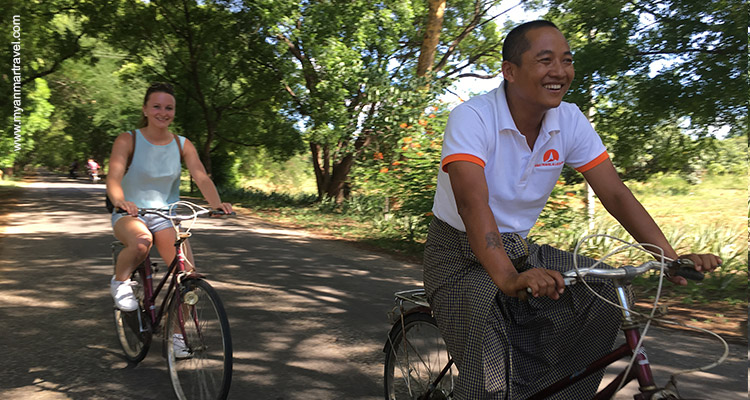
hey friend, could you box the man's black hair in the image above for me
[502,20,560,65]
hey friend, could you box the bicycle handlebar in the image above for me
[394,260,704,307]
[560,259,703,286]
[116,207,235,221]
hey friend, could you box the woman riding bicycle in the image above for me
[106,82,233,314]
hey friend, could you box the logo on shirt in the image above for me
[536,149,563,168]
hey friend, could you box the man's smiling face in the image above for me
[504,26,575,113]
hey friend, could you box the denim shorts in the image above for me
[111,211,175,233]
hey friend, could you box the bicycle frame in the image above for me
[112,202,234,400]
[127,232,198,336]
[394,282,671,400]
[526,285,659,400]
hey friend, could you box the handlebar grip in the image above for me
[669,259,704,281]
[673,266,705,281]
[207,210,236,217]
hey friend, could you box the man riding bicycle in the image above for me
[423,20,721,399]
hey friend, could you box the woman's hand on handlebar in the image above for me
[115,200,139,216]
[210,202,233,216]
[668,253,722,286]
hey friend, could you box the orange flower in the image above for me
[411,143,421,148]
[392,161,401,166]
[418,119,427,126]
[565,192,575,197]
[424,211,434,217]
[401,146,409,151]
[399,122,408,128]
[428,114,436,118]
[373,152,384,160]
[403,137,413,143]
[379,167,389,173]
[416,152,424,157]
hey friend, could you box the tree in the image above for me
[250,0,511,201]
[540,0,748,178]
[102,0,302,183]
[0,0,117,171]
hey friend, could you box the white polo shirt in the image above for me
[432,82,608,238]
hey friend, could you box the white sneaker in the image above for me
[110,277,138,312]
[173,334,192,359]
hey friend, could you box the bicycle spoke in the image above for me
[167,279,232,400]
[384,312,455,400]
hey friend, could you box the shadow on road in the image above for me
[0,173,746,399]
[0,175,420,399]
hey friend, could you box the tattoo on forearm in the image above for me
[485,232,503,250]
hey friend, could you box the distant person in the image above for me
[106,82,232,356]
[87,158,100,182]
[423,20,721,399]
[69,160,79,178]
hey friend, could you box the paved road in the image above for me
[0,175,746,399]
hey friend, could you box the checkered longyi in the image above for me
[423,217,623,399]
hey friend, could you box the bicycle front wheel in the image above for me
[165,278,232,400]
[113,269,152,363]
[384,311,456,400]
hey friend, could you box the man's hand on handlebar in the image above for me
[667,253,722,286]
[501,269,565,301]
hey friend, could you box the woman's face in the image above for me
[142,91,176,129]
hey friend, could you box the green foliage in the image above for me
[537,0,748,180]
[527,172,746,303]
[701,136,748,176]
[43,45,145,170]
[252,0,507,199]
[236,148,316,194]
[9,79,55,170]
[216,186,317,209]
[354,103,449,215]
[102,0,303,182]
[534,183,586,232]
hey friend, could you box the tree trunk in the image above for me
[310,135,370,202]
[416,0,447,77]
[310,142,326,199]
[325,154,356,203]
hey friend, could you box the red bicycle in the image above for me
[112,201,233,400]
[383,251,727,400]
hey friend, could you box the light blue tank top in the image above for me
[121,129,185,209]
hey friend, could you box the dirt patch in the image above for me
[634,300,747,344]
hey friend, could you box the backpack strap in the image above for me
[172,133,184,163]
[125,130,136,170]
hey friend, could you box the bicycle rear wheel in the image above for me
[384,311,456,400]
[113,269,152,362]
[166,278,232,400]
